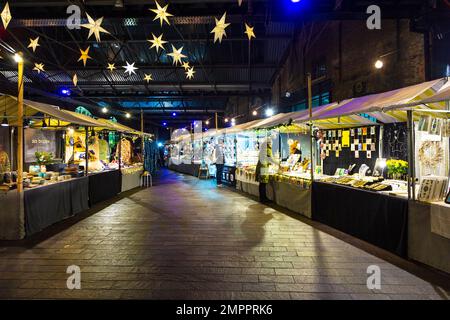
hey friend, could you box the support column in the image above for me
[17,52,24,193]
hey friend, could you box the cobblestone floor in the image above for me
[0,169,449,300]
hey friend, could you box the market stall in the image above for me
[0,96,148,239]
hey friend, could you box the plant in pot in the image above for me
[386,159,408,180]
[35,151,54,174]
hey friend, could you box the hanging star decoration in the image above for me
[107,63,116,72]
[167,45,187,66]
[144,73,153,83]
[238,0,243,6]
[186,67,195,80]
[73,74,78,86]
[81,13,110,42]
[244,23,256,41]
[150,0,173,26]
[28,37,40,52]
[78,47,92,66]
[148,33,167,53]
[182,61,190,71]
[33,63,45,74]
[123,61,138,76]
[211,12,230,43]
[1,2,11,29]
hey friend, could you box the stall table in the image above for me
[24,176,89,236]
[312,181,408,257]
[268,181,312,218]
[169,163,201,177]
[408,201,450,274]
[121,167,144,192]
[88,170,121,205]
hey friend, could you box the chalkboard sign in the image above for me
[24,129,57,163]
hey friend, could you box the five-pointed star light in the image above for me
[238,0,243,6]
[33,63,45,74]
[211,12,230,43]
[73,74,78,86]
[1,2,11,29]
[107,63,116,72]
[78,47,92,67]
[123,61,138,76]
[150,0,173,26]
[81,13,110,42]
[148,33,167,53]
[186,67,195,80]
[182,61,190,71]
[28,37,40,52]
[244,23,256,41]
[144,73,153,83]
[167,45,187,66]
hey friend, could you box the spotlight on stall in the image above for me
[224,118,229,123]
[13,53,23,63]
[60,88,71,96]
[265,108,274,117]
[374,59,384,69]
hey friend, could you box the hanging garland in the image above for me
[418,141,444,168]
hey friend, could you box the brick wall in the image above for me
[272,19,426,110]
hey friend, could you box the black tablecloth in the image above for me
[24,177,89,236]
[169,163,200,177]
[88,170,121,205]
[312,182,408,257]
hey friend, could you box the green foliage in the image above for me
[35,151,54,165]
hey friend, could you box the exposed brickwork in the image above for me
[272,19,426,108]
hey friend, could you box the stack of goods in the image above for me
[418,176,448,202]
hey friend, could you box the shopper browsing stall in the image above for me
[214,138,225,187]
[256,137,278,203]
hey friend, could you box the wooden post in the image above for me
[140,109,144,159]
[17,52,24,193]
[307,73,314,183]
[118,132,122,170]
[85,127,89,176]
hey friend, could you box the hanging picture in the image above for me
[366,138,372,145]
[357,128,362,135]
[358,143,362,151]
[351,129,355,136]
[371,143,376,151]
[354,139,359,145]
[342,130,350,147]
[367,151,372,159]
[429,118,442,136]
[370,126,376,135]
[355,151,359,158]
[338,130,342,138]
[418,116,431,132]
[351,144,355,151]
[362,143,367,151]
[362,127,367,136]
[338,144,342,151]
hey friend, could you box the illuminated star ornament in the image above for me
[33,63,45,74]
[123,61,138,76]
[167,45,187,66]
[186,67,195,80]
[107,63,116,72]
[148,33,167,53]
[78,47,92,67]
[28,37,40,52]
[244,23,256,41]
[144,73,153,83]
[81,13,110,42]
[72,74,78,86]
[150,0,173,26]
[1,2,12,29]
[211,12,230,43]
[182,61,190,71]
[238,0,243,6]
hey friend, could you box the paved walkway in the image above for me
[0,169,448,300]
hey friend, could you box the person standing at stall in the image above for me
[255,137,278,203]
[214,138,225,187]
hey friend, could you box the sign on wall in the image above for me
[24,129,57,163]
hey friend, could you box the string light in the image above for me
[102,107,108,113]
[125,113,131,118]
[374,60,384,69]
[252,110,258,116]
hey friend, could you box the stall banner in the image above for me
[25,129,57,163]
